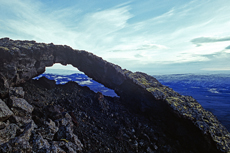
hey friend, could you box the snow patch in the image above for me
[208,88,219,94]
[77,80,93,85]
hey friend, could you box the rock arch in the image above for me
[35,63,118,97]
[0,38,230,152]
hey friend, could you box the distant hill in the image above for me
[34,72,118,97]
[154,74,230,131]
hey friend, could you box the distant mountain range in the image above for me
[34,72,118,97]
[34,72,230,131]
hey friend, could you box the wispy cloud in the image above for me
[0,0,75,44]
[191,37,230,47]
[74,6,133,52]
[202,68,230,71]
[0,0,132,51]
[137,43,168,50]
[134,54,143,58]
[225,45,230,50]
[0,0,230,74]
[110,41,167,52]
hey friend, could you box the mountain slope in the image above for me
[0,37,230,152]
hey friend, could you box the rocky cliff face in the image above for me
[0,38,230,152]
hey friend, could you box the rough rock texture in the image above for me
[10,96,34,115]
[0,37,230,152]
[0,99,13,121]
[9,87,25,98]
[22,79,184,152]
[0,121,19,145]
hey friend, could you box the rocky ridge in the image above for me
[0,38,230,152]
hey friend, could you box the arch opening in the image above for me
[33,63,118,97]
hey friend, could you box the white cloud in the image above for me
[0,0,132,50]
[138,42,168,50]
[73,6,133,52]
[202,68,230,71]
[1,0,230,74]
[191,36,230,47]
[110,41,167,52]
[0,0,76,44]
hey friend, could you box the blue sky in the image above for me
[1,0,230,75]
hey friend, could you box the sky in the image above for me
[1,0,230,75]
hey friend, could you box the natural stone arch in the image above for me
[35,63,118,97]
[0,38,230,152]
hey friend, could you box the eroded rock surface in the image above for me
[0,37,230,152]
[0,99,13,122]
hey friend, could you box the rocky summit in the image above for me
[0,37,230,153]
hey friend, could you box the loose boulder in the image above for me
[0,99,13,122]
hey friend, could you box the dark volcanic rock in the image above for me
[0,37,230,152]
[0,122,19,145]
[9,87,25,98]
[10,96,34,116]
[0,99,13,122]
[36,76,56,89]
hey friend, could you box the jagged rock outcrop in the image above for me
[0,37,230,152]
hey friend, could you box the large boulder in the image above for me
[9,96,34,126]
[10,96,34,117]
